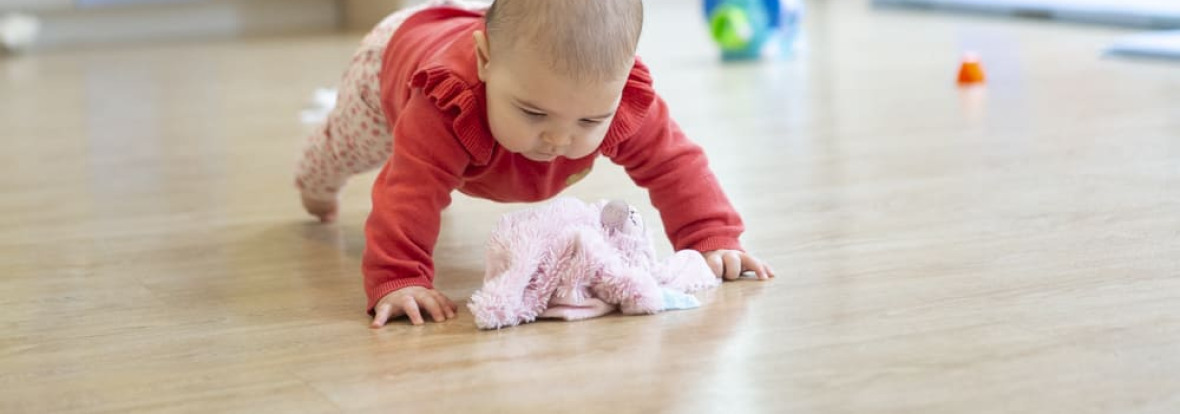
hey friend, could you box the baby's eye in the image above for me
[520,108,547,118]
[579,119,605,127]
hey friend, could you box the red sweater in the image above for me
[363,7,744,311]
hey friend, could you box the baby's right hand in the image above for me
[301,192,338,223]
[370,286,458,328]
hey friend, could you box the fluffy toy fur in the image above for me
[468,197,719,330]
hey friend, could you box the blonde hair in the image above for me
[485,0,644,82]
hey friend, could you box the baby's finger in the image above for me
[723,251,742,280]
[706,253,725,278]
[402,296,425,325]
[740,254,767,280]
[428,290,449,310]
[371,302,394,329]
[418,294,446,323]
[434,292,457,319]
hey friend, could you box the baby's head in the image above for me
[474,0,644,162]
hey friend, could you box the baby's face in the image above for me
[477,40,630,162]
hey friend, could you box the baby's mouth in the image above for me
[527,152,558,161]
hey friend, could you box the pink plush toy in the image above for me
[469,197,720,330]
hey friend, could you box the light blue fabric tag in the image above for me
[661,289,701,311]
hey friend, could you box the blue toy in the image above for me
[704,0,803,61]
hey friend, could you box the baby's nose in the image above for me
[541,131,572,147]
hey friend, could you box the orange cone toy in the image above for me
[957,52,986,85]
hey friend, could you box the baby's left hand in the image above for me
[703,250,775,281]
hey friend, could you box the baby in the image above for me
[295,0,776,328]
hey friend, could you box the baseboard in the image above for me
[872,0,1180,29]
[26,0,342,50]
[341,0,404,31]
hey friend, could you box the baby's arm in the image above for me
[610,93,773,280]
[610,93,744,252]
[361,91,471,325]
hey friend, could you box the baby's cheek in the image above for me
[575,131,609,157]
[565,143,595,159]
[489,116,530,152]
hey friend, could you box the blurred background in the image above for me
[0,0,406,50]
[1,0,1178,52]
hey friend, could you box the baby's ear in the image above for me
[473,31,491,82]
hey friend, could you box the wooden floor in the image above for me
[3,1,1179,412]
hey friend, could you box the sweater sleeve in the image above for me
[607,94,745,253]
[362,90,469,313]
